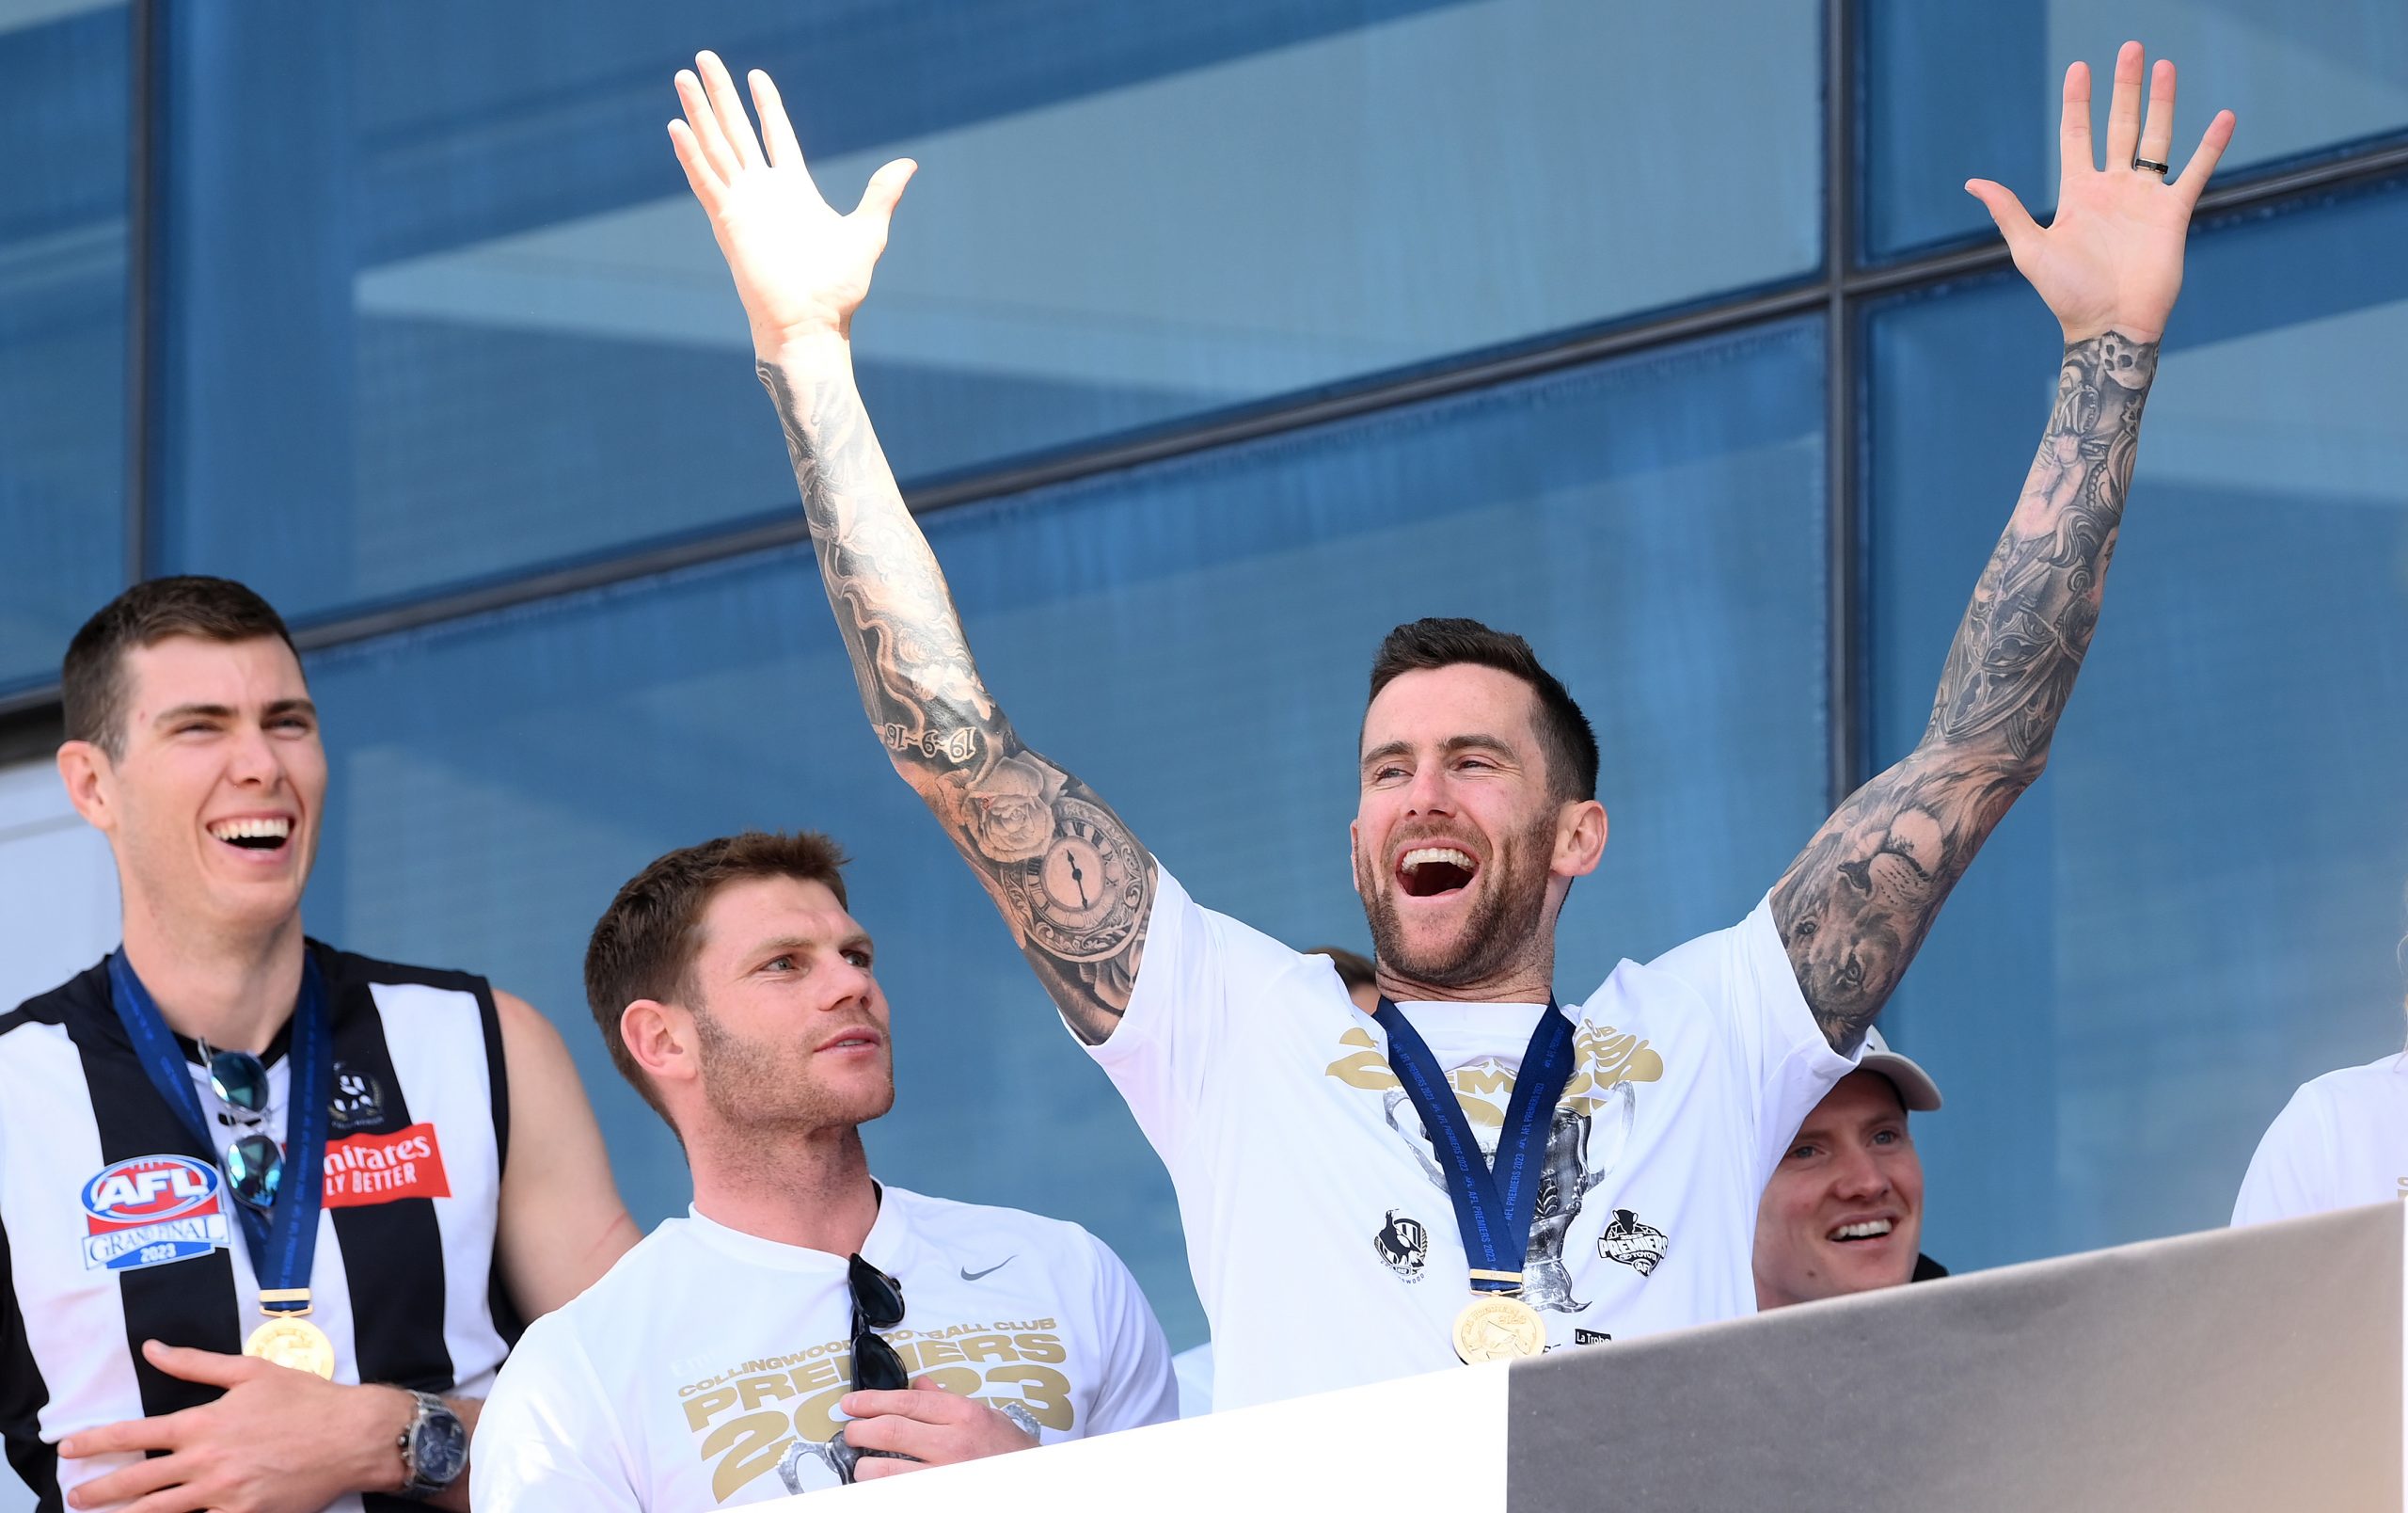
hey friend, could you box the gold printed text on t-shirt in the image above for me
[676,1324,1074,1500]
[1324,1022,1663,1124]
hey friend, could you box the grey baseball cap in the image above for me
[1860,1026,1942,1112]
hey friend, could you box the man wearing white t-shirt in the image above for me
[470,833,1178,1505]
[2233,1052,2408,1225]
[668,45,2233,1409]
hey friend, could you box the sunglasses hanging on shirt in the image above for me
[838,1252,916,1486]
[847,1252,909,1392]
[199,1042,283,1209]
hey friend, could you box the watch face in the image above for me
[414,1405,470,1484]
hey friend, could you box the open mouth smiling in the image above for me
[1397,845,1479,898]
[207,817,293,853]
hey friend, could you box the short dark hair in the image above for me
[583,831,852,1124]
[1309,946,1377,993]
[63,577,300,758]
[1366,617,1599,803]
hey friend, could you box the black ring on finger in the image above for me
[2131,156,2171,176]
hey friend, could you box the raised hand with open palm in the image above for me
[668,51,916,357]
[1773,45,2237,1047]
[1965,41,2235,344]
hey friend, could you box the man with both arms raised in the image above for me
[667,43,2230,1408]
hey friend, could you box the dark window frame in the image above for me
[4,0,2405,769]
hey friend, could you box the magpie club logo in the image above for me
[1372,1209,1430,1282]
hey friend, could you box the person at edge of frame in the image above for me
[0,577,640,1513]
[2232,977,2408,1227]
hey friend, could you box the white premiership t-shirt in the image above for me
[2232,1054,2408,1225]
[470,1185,1178,1508]
[1088,867,1857,1412]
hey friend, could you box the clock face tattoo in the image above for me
[1007,797,1146,962]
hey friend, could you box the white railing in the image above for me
[813,1202,2406,1512]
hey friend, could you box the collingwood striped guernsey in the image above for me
[0,944,518,1513]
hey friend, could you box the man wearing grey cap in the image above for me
[1752,1029,1948,1310]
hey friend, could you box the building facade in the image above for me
[4,10,2406,1483]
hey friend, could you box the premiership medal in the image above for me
[245,1313,336,1378]
[109,951,340,1384]
[1373,995,1577,1369]
[1452,1294,1546,1363]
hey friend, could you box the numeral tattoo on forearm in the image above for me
[760,361,1155,1044]
[1773,334,2158,1050]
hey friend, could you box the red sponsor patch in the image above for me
[323,1122,452,1208]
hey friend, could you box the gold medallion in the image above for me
[244,1315,336,1378]
[1452,1294,1545,1364]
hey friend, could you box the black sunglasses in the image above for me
[839,1253,912,1486]
[847,1252,908,1392]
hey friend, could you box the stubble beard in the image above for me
[693,1004,894,1136]
[1359,807,1559,992]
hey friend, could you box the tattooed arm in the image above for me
[1772,43,2234,1051]
[755,356,1155,1041]
[1773,333,2153,1049]
[669,54,1151,1043]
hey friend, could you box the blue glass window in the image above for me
[153,0,1821,622]
[301,317,1830,1346]
[0,4,127,693]
[1864,0,2408,260]
[1866,181,2408,1271]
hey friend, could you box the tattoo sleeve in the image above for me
[759,358,1155,1045]
[1772,332,2159,1051]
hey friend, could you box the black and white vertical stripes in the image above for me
[0,948,512,1513]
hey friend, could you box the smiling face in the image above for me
[59,634,325,944]
[671,875,895,1140]
[1351,663,1603,996]
[1753,1071,1926,1309]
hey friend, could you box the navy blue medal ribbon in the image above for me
[106,948,333,1316]
[1372,995,1576,1295]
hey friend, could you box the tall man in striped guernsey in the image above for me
[0,578,642,1512]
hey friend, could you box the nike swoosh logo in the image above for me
[960,1256,1015,1282]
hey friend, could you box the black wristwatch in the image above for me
[396,1390,469,1499]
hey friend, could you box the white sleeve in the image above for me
[1077,1231,1180,1437]
[469,1322,641,1513]
[1643,893,1859,1181]
[2232,1082,2335,1226]
[1081,866,1301,1174]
